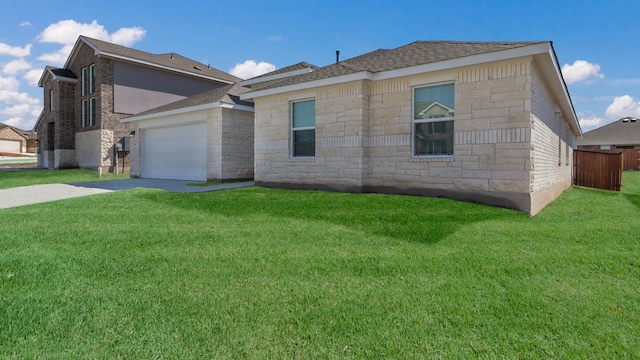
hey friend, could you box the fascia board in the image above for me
[240,71,372,100]
[240,67,316,86]
[121,102,224,123]
[219,103,255,112]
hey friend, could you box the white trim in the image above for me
[120,101,254,123]
[240,72,372,100]
[240,67,316,86]
[291,98,316,158]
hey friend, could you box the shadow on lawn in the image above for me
[140,187,524,245]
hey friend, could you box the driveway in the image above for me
[0,179,254,209]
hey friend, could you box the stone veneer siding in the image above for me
[128,106,254,181]
[254,56,577,215]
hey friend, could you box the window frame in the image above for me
[290,98,316,158]
[49,89,54,111]
[81,99,88,128]
[411,82,456,158]
[81,67,88,96]
[89,64,96,94]
[89,97,96,127]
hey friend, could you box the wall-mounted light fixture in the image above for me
[130,130,136,137]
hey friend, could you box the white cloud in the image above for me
[36,20,146,66]
[229,60,276,80]
[3,117,24,127]
[23,69,43,87]
[0,90,40,106]
[110,27,146,46]
[3,59,32,75]
[0,76,20,92]
[267,35,282,42]
[0,103,32,116]
[579,115,606,132]
[0,43,32,57]
[20,21,31,27]
[561,60,604,84]
[36,44,74,65]
[604,95,640,119]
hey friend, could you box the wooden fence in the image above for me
[605,149,640,170]
[573,150,623,191]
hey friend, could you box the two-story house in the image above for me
[35,36,241,172]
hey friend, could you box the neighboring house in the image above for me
[577,117,640,150]
[0,123,29,154]
[121,83,254,182]
[35,36,241,172]
[240,41,582,215]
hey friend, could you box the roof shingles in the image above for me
[80,36,241,84]
[262,41,546,89]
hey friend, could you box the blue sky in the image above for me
[1,0,639,132]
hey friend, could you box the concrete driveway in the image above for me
[0,179,254,209]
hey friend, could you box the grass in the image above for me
[0,168,129,189]
[1,170,639,358]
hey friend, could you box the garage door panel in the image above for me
[141,123,207,181]
[0,140,21,153]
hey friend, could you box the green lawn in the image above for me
[0,168,129,189]
[1,170,639,358]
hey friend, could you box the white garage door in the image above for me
[141,123,207,181]
[0,140,21,153]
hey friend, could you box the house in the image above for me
[240,41,581,215]
[35,36,241,172]
[0,123,29,154]
[577,117,640,150]
[121,83,254,182]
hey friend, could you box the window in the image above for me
[413,83,455,156]
[90,98,96,126]
[291,99,315,157]
[49,89,54,111]
[82,100,88,127]
[81,67,88,96]
[89,64,96,93]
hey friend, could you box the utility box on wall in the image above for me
[122,136,131,152]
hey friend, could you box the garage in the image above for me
[0,139,22,154]
[141,122,207,181]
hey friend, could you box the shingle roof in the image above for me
[128,83,253,118]
[261,41,546,89]
[577,117,640,146]
[248,62,318,80]
[79,36,241,84]
[0,123,29,139]
[47,66,77,79]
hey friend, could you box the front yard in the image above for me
[1,170,639,358]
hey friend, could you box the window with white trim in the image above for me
[90,98,96,126]
[49,89,54,111]
[291,99,316,157]
[81,67,88,96]
[82,99,88,127]
[413,83,455,156]
[89,64,96,94]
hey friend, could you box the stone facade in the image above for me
[253,57,578,215]
[127,105,254,182]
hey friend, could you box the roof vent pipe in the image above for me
[336,50,340,63]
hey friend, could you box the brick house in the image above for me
[35,36,241,172]
[0,123,29,154]
[577,117,640,150]
[240,41,581,215]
